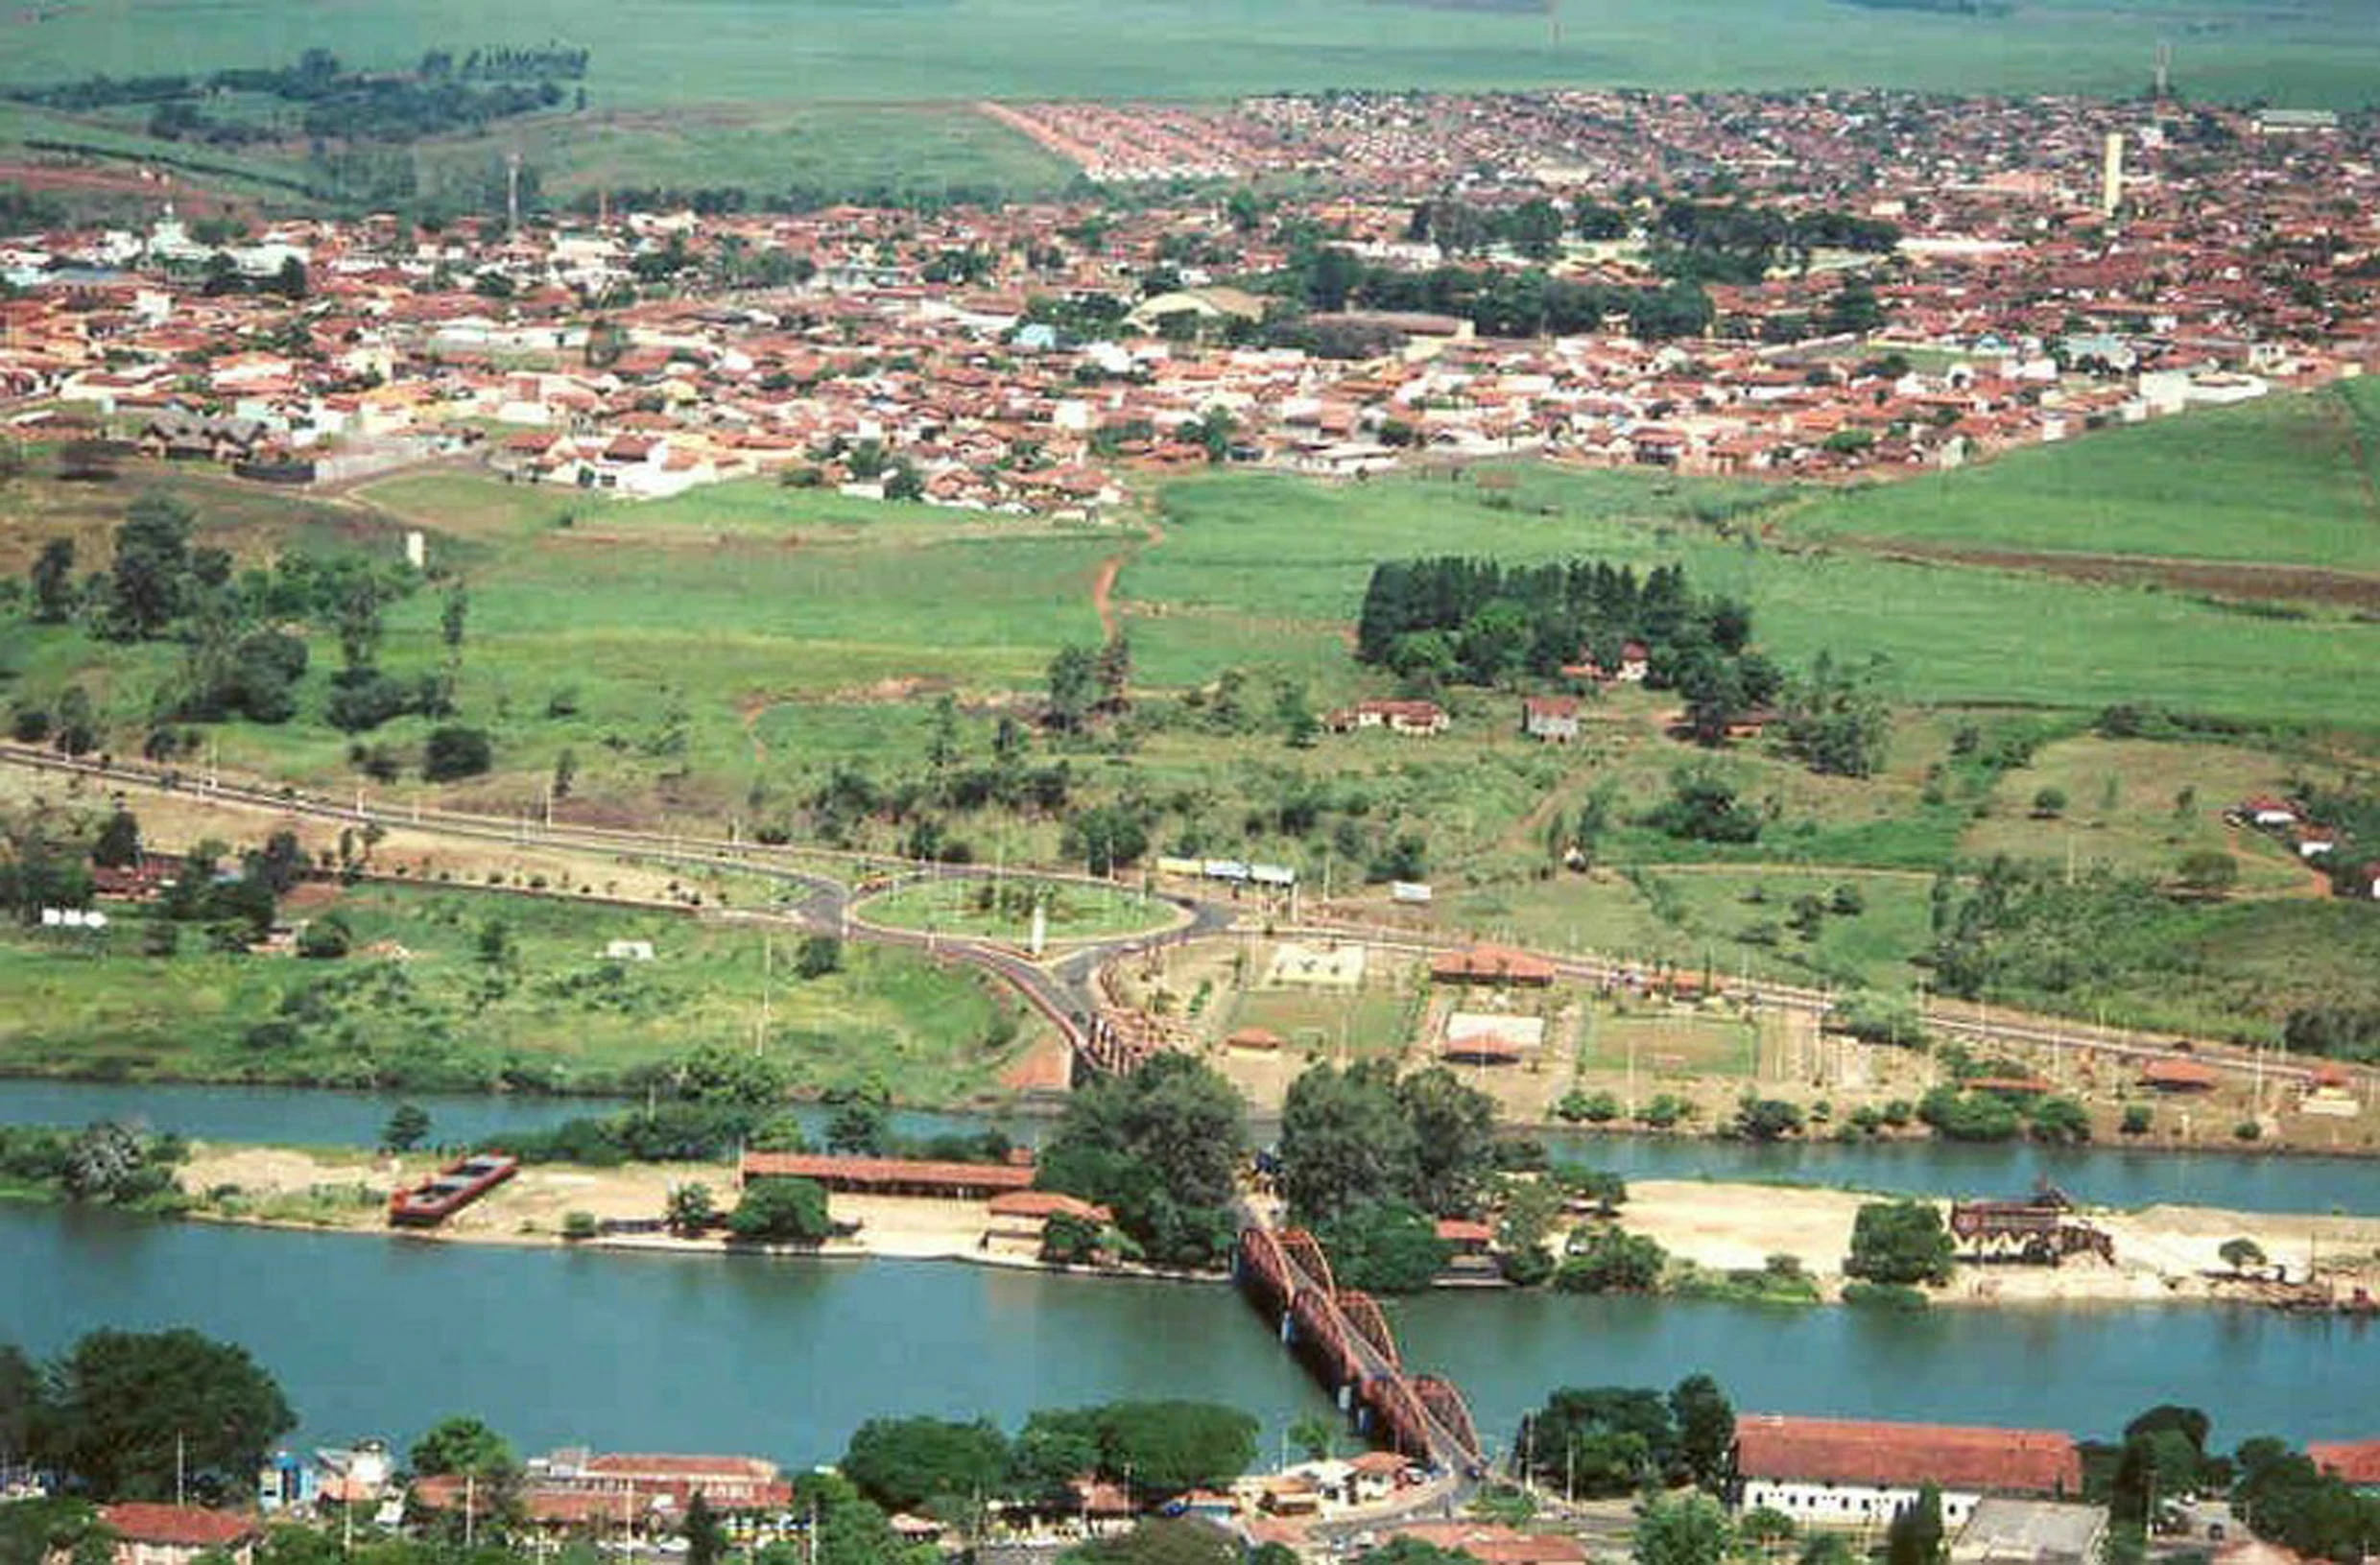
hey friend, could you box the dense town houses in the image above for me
[2,91,2374,513]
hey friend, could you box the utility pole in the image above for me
[757,934,773,1055]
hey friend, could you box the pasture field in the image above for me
[1964,735,2315,896]
[0,883,1035,1102]
[1783,381,2380,574]
[2,0,2376,108]
[1447,865,1940,994]
[1132,459,2380,728]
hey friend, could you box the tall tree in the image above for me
[47,1327,293,1500]
[1277,1061,1419,1223]
[90,807,142,869]
[29,538,75,624]
[104,495,194,641]
[1886,1484,1945,1565]
[683,1490,726,1565]
[1046,645,1099,731]
[1669,1374,1735,1491]
[1395,1067,1497,1216]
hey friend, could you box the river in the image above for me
[6,1079,2375,1216]
[2,1205,2371,1469]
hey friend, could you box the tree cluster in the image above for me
[0,1328,292,1502]
[1277,1060,1498,1223]
[1274,247,1715,342]
[839,1401,1257,1516]
[1517,1375,1735,1498]
[1035,1053,1245,1269]
[1843,1199,1954,1287]
[1355,557,1761,697]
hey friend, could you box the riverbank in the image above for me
[168,1144,2380,1311]
[1623,1178,2380,1308]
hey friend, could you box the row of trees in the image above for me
[1273,245,1716,342]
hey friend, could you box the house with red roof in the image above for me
[1732,1412,2082,1529]
[99,1505,263,1565]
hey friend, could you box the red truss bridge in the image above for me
[1237,1222,1485,1475]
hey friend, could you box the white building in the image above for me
[1733,1413,2082,1531]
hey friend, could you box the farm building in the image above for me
[1521,696,1582,743]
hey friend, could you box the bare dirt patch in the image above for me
[1849,539,2380,610]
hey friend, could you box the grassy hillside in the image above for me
[1131,462,2380,726]
[1786,380,2380,572]
[8,393,2380,1044]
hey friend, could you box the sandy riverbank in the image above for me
[174,1147,2380,1310]
[1622,1178,2380,1306]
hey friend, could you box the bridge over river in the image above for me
[1237,1221,1487,1479]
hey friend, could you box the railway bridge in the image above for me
[1236,1222,1485,1477]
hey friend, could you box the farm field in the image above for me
[0,883,1038,1102]
[1783,380,2380,574]
[1130,459,2380,727]
[407,103,1077,203]
[4,0,2379,209]
[2,0,2376,108]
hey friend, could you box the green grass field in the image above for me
[1581,1009,1759,1079]
[3,0,2375,107]
[1226,987,1417,1059]
[0,883,1035,1102]
[6,0,2379,210]
[1785,381,2380,572]
[855,878,1178,941]
[1132,459,2380,727]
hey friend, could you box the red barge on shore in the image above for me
[388,1152,519,1227]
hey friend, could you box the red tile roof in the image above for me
[100,1506,261,1548]
[740,1151,1035,1193]
[2140,1059,2221,1091]
[1431,945,1558,984]
[1734,1413,2081,1496]
[987,1190,1112,1222]
[2308,1438,2380,1484]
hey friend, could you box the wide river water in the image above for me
[6,1079,2374,1216]
[3,1205,2372,1468]
[3,1080,2375,1466]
